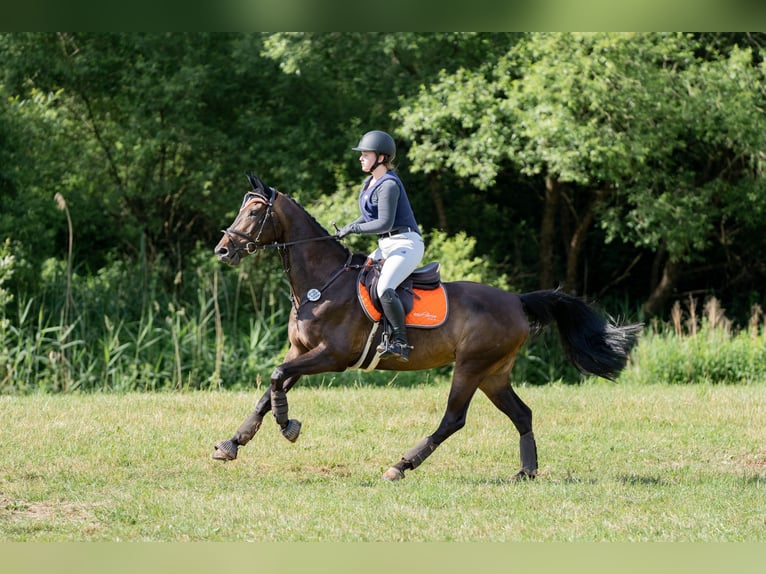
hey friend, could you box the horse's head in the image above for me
[215,174,280,266]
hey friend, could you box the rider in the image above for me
[337,130,424,362]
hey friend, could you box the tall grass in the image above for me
[3,215,766,394]
[0,242,289,393]
[624,295,766,385]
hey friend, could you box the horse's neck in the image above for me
[277,198,349,291]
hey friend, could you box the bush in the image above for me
[423,229,510,288]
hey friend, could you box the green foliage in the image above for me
[305,184,375,253]
[397,32,766,300]
[599,42,766,265]
[0,243,290,393]
[423,229,507,287]
[3,33,766,394]
[513,331,584,385]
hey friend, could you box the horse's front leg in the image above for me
[212,374,301,461]
[270,365,303,443]
[213,343,344,461]
[268,343,346,442]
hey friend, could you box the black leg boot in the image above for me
[377,288,412,362]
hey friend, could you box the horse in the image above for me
[212,174,642,481]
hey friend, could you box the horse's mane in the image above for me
[247,173,354,260]
[279,191,352,259]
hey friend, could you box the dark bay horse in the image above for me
[212,174,642,480]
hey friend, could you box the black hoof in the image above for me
[512,469,537,481]
[212,439,238,461]
[281,419,302,443]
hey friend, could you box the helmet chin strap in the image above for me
[367,154,388,173]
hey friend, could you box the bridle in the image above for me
[221,187,338,257]
[220,185,353,312]
[220,188,278,257]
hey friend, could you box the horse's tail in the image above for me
[519,289,642,380]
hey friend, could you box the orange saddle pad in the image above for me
[357,281,448,328]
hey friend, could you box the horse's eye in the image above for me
[249,209,258,217]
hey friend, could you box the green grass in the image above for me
[1,382,764,541]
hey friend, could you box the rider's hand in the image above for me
[336,224,357,239]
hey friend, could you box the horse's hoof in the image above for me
[281,419,302,443]
[382,467,405,481]
[512,469,537,481]
[212,439,238,461]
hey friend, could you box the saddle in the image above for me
[357,260,448,328]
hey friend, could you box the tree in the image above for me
[0,33,279,283]
[397,33,766,315]
[3,32,765,327]
[598,37,766,315]
[258,32,518,195]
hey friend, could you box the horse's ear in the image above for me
[246,172,264,192]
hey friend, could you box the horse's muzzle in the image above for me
[214,241,241,266]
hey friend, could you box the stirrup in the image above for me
[377,340,412,362]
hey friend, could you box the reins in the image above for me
[222,188,340,255]
[222,224,341,256]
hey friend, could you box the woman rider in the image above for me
[337,130,424,362]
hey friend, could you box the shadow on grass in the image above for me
[741,474,766,486]
[617,474,667,486]
[474,473,667,486]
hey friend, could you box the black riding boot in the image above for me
[377,288,412,362]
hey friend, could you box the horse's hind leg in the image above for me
[479,373,538,479]
[383,367,479,481]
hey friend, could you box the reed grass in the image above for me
[0,250,289,393]
[2,218,766,394]
[626,296,766,385]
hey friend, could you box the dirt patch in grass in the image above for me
[728,450,766,471]
[744,451,766,469]
[1,494,100,526]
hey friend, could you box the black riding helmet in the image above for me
[352,130,396,167]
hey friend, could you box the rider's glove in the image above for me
[336,223,358,239]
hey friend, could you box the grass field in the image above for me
[1,381,764,542]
